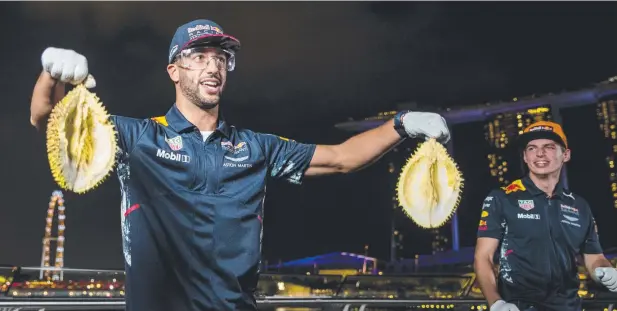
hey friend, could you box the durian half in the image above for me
[396,138,463,228]
[46,84,117,194]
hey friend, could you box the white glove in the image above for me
[401,111,451,144]
[41,47,96,88]
[490,300,520,311]
[595,267,617,292]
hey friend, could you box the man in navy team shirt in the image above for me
[30,19,451,311]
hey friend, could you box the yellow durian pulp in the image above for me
[46,84,117,194]
[396,138,464,228]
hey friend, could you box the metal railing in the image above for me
[1,266,616,310]
[0,298,616,311]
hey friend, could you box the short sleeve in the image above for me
[110,115,150,154]
[256,133,316,185]
[477,190,505,240]
[581,213,603,255]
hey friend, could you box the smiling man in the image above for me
[473,121,617,311]
[29,19,451,311]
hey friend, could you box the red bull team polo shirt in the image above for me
[109,104,316,311]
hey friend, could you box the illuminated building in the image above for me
[392,229,404,258]
[387,150,406,260]
[266,252,378,276]
[597,99,617,208]
[40,190,67,281]
[484,106,553,186]
[431,229,449,254]
[336,78,617,261]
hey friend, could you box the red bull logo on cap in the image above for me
[187,24,223,35]
[528,125,554,132]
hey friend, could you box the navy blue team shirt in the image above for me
[110,104,316,311]
[477,176,602,309]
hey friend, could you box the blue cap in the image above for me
[168,19,241,64]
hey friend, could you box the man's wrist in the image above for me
[393,110,409,138]
[489,299,505,310]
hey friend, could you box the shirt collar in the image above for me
[164,104,231,138]
[522,175,567,198]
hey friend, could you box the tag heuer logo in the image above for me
[165,135,183,151]
[518,200,535,211]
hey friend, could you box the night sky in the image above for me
[1,2,617,270]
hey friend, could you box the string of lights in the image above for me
[41,190,66,280]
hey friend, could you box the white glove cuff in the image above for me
[490,300,506,311]
[83,74,96,89]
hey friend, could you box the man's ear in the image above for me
[563,148,571,163]
[167,64,179,83]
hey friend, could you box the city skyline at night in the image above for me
[2,2,617,270]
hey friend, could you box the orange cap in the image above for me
[519,121,568,149]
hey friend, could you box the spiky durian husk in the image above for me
[396,138,464,229]
[46,84,118,194]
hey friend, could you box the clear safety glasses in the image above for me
[176,46,236,72]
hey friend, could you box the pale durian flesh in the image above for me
[46,84,117,194]
[396,138,463,228]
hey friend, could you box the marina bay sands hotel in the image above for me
[335,77,617,262]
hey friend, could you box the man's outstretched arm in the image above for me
[30,47,96,131]
[30,71,66,131]
[306,111,450,176]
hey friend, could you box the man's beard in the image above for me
[179,73,222,110]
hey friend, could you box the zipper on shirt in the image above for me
[545,196,555,285]
[189,130,204,191]
[204,133,218,194]
[213,140,222,194]
[546,196,564,286]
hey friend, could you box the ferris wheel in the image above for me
[39,190,66,281]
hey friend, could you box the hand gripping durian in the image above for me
[396,138,463,228]
[46,84,117,194]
